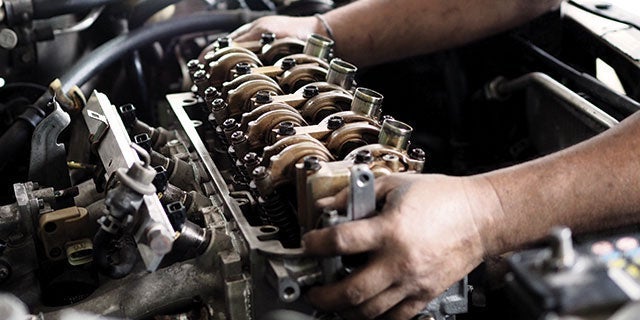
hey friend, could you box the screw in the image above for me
[354,150,374,164]
[193,69,207,81]
[255,90,273,104]
[278,121,296,136]
[302,85,319,98]
[235,62,251,75]
[187,59,201,72]
[212,98,226,111]
[260,32,276,44]
[409,148,426,161]
[303,156,321,171]
[281,58,296,70]
[327,116,344,130]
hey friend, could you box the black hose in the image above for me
[60,10,271,93]
[0,9,270,169]
[93,229,138,279]
[128,0,184,29]
[32,0,122,19]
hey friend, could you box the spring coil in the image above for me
[259,191,301,248]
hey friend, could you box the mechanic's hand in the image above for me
[303,173,497,320]
[227,15,323,43]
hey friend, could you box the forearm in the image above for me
[477,112,640,256]
[323,0,563,66]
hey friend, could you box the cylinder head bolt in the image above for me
[260,32,276,45]
[326,58,357,90]
[281,58,296,70]
[351,87,383,119]
[379,118,413,151]
[303,33,334,60]
[302,85,319,98]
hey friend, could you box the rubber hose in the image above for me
[32,0,122,19]
[93,229,138,279]
[60,9,271,93]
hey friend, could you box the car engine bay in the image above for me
[0,1,639,319]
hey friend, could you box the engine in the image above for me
[0,1,639,320]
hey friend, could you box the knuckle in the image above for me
[342,286,365,306]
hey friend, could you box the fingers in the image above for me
[382,298,428,320]
[341,285,409,320]
[227,22,255,41]
[302,216,385,256]
[307,255,395,312]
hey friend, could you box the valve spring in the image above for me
[259,191,301,248]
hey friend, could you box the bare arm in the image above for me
[302,112,640,319]
[229,0,563,66]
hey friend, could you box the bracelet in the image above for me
[314,13,335,42]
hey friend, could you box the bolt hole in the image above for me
[283,286,297,300]
[44,222,57,233]
[260,226,278,234]
[183,98,198,106]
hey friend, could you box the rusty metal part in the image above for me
[268,141,333,188]
[324,122,381,158]
[299,91,353,123]
[227,79,284,116]
[278,64,328,94]
[260,38,306,65]
[208,52,263,87]
[245,109,308,149]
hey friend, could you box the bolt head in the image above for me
[281,58,296,70]
[302,85,319,98]
[255,90,273,104]
[327,116,344,130]
[354,150,374,164]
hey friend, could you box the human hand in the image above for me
[227,15,323,43]
[302,173,499,319]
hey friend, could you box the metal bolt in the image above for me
[252,166,268,180]
[260,32,276,44]
[409,148,426,161]
[303,156,321,171]
[204,87,219,102]
[222,118,237,130]
[235,62,251,75]
[217,37,230,48]
[193,70,207,81]
[302,85,319,98]
[244,152,259,165]
[354,150,374,164]
[212,98,226,111]
[255,90,273,104]
[278,121,296,136]
[147,225,172,255]
[187,59,201,72]
[0,28,18,50]
[230,131,246,144]
[281,58,296,70]
[327,116,344,130]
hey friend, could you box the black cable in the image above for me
[32,0,123,19]
[60,9,271,93]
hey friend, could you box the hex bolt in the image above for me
[409,148,426,161]
[281,58,296,70]
[244,152,261,174]
[217,37,230,48]
[260,32,276,44]
[222,118,237,131]
[278,121,296,136]
[302,85,319,98]
[235,62,251,75]
[303,156,321,171]
[203,87,219,103]
[187,59,201,72]
[327,116,344,130]
[255,90,273,104]
[354,150,374,164]
[252,166,268,180]
[230,131,246,145]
